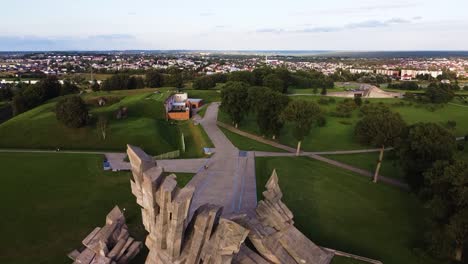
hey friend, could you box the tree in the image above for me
[0,86,13,101]
[334,99,357,118]
[35,76,61,102]
[354,96,363,107]
[399,123,457,190]
[228,71,255,85]
[274,67,291,93]
[146,70,163,88]
[281,100,322,155]
[220,82,249,128]
[254,90,289,139]
[423,160,468,262]
[426,82,455,104]
[55,96,88,128]
[355,105,406,182]
[321,87,327,95]
[97,115,109,140]
[262,74,284,93]
[90,80,100,91]
[60,80,79,95]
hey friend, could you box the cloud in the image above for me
[257,18,412,34]
[200,12,215,17]
[0,34,139,51]
[88,34,136,41]
[413,16,423,20]
[294,2,420,15]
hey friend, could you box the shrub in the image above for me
[318,97,329,105]
[445,120,457,130]
[55,96,88,128]
[316,115,327,127]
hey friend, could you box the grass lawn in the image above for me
[178,120,213,158]
[0,88,214,157]
[185,89,221,103]
[197,104,208,118]
[219,126,286,152]
[220,97,468,152]
[255,156,441,264]
[0,153,147,264]
[324,151,405,180]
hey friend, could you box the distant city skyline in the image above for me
[1,0,468,51]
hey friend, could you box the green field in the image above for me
[220,97,468,152]
[0,89,216,156]
[324,151,404,180]
[178,120,213,158]
[255,156,441,264]
[197,105,208,118]
[0,153,147,264]
[219,126,286,152]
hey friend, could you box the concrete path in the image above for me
[157,158,209,173]
[187,103,257,217]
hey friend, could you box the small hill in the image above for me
[0,89,179,155]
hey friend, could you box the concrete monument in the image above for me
[68,206,142,264]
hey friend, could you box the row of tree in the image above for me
[11,76,79,115]
[192,67,335,93]
[220,81,323,154]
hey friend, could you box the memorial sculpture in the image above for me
[68,206,142,264]
[127,144,334,264]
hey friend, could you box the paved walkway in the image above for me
[187,103,257,217]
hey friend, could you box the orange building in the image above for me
[165,93,204,121]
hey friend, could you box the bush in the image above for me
[445,120,457,130]
[316,115,327,127]
[333,99,357,118]
[318,97,329,105]
[55,96,88,128]
[354,96,362,107]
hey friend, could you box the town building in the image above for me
[164,93,203,120]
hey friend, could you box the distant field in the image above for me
[255,156,440,264]
[220,97,468,152]
[0,88,217,156]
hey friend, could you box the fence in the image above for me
[154,150,181,160]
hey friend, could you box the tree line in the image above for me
[220,81,325,155]
[10,76,79,116]
[192,67,335,93]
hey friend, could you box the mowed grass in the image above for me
[178,120,213,158]
[324,151,405,180]
[220,97,468,152]
[219,126,286,152]
[0,88,216,156]
[255,156,440,264]
[0,153,147,264]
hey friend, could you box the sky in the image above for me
[1,0,467,51]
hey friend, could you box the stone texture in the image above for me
[236,170,334,264]
[127,145,333,264]
[68,206,142,264]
